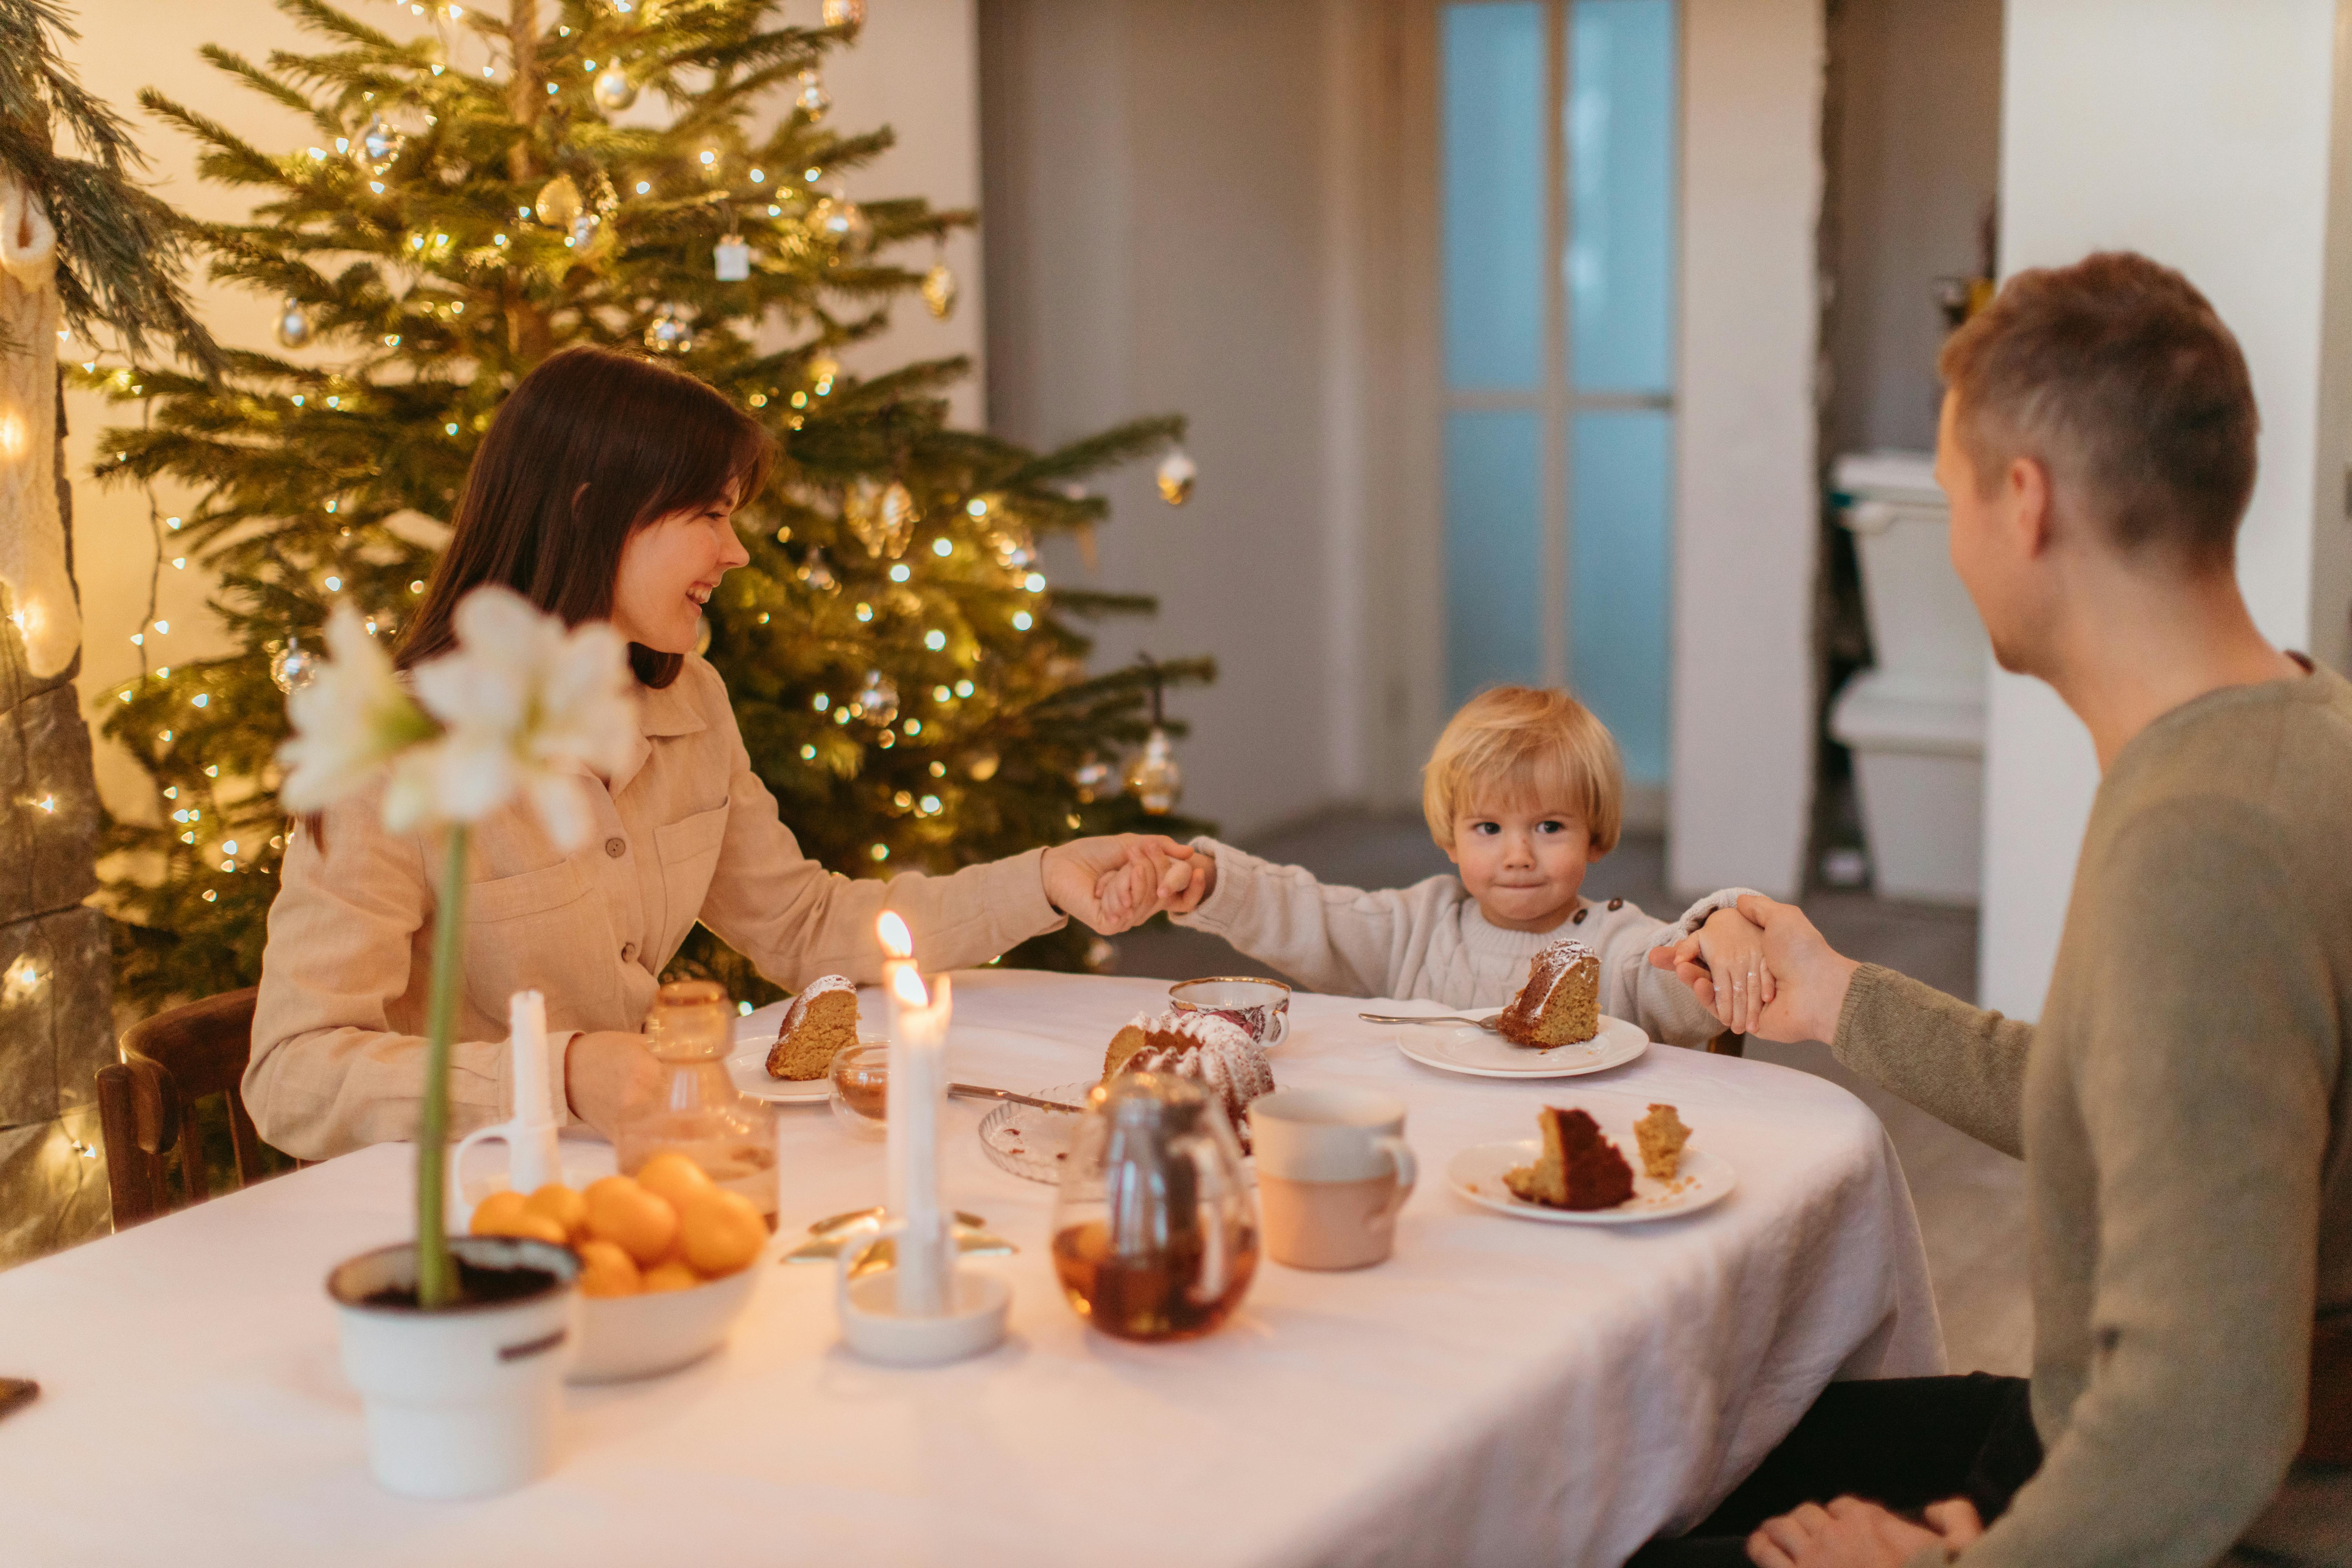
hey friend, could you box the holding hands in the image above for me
[1650,894,1862,1045]
[1039,834,1205,935]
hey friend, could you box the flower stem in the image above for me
[416,824,469,1310]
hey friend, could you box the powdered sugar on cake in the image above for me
[1101,1010,1275,1150]
[779,971,856,1032]
[1497,936,1602,1047]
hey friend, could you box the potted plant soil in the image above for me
[281,590,636,1497]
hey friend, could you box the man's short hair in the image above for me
[1938,251,2259,566]
[1422,686,1623,854]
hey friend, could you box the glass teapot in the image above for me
[1050,1072,1258,1342]
[614,979,778,1220]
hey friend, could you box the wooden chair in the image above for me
[95,987,272,1230]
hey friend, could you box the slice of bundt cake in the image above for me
[1101,1010,1275,1152]
[1504,1106,1636,1211]
[1497,936,1601,1047]
[766,974,860,1080]
[1633,1103,1692,1180]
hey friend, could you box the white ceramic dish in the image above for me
[570,1265,761,1383]
[1395,1010,1649,1079]
[725,1043,831,1104]
[1446,1138,1735,1225]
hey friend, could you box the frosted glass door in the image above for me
[1440,0,1678,791]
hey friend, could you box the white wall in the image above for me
[1982,0,2352,1017]
[1666,0,1826,899]
[57,0,981,821]
[979,0,1348,840]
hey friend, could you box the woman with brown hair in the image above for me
[247,345,1192,1160]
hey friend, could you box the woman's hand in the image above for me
[1041,835,1198,934]
[564,1030,662,1136]
[1696,905,1776,1035]
[1746,1496,1962,1568]
[1648,894,1860,1045]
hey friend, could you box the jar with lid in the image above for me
[614,980,778,1219]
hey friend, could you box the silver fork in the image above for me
[1359,1011,1506,1033]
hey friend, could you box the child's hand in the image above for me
[1696,905,1775,1035]
[1089,843,1208,929]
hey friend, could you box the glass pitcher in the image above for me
[614,979,778,1220]
[1050,1072,1258,1342]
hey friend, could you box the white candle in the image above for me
[877,913,952,1316]
[505,990,560,1192]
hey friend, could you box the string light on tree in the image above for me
[643,303,694,355]
[1156,447,1197,506]
[808,191,872,254]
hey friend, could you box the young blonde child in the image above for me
[1133,687,1774,1045]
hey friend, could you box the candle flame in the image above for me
[891,965,929,1008]
[876,910,913,959]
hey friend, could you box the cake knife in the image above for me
[947,1082,1087,1113]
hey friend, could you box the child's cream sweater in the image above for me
[1169,838,1756,1049]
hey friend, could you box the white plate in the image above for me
[1395,1010,1649,1078]
[725,1026,832,1104]
[1446,1138,1736,1224]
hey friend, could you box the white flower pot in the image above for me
[326,1235,581,1499]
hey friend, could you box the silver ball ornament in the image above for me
[273,298,314,350]
[1123,727,1184,815]
[809,195,872,255]
[855,670,900,728]
[794,70,830,123]
[643,304,695,355]
[271,635,321,694]
[358,115,404,176]
[797,548,838,593]
[593,68,638,111]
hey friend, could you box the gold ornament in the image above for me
[533,173,585,229]
[920,260,957,320]
[1072,756,1113,803]
[1124,728,1183,816]
[880,482,920,550]
[822,0,865,28]
[968,749,1001,783]
[1155,448,1197,506]
[794,70,830,122]
[843,479,917,559]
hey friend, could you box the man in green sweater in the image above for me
[1641,251,2352,1566]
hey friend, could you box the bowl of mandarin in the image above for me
[468,1152,769,1383]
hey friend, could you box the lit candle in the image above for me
[877,913,952,1315]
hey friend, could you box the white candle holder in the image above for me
[834,1218,1010,1367]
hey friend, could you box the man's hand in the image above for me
[1041,835,1197,934]
[565,1030,661,1137]
[1647,893,1860,1045]
[1747,1496,1966,1568]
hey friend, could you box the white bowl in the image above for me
[569,1266,760,1384]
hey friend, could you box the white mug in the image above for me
[1248,1087,1417,1270]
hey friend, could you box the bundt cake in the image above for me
[766,974,860,1080]
[1497,936,1601,1047]
[1102,1010,1275,1152]
[1504,1106,1635,1211]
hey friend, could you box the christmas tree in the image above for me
[89,0,1211,1013]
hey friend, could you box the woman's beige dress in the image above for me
[247,654,1063,1159]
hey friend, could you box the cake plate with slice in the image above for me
[1393,1010,1648,1079]
[1446,1139,1735,1224]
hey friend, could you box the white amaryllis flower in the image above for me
[278,603,436,812]
[393,585,638,849]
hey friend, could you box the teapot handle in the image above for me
[1182,1133,1234,1305]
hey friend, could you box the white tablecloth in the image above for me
[0,971,1940,1567]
